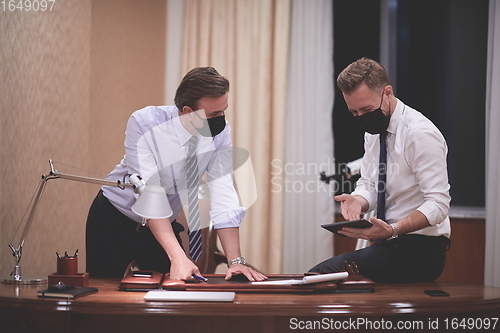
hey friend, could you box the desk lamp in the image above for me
[1,159,172,284]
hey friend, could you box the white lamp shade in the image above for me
[132,185,173,219]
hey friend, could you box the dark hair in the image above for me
[337,57,390,94]
[174,67,230,112]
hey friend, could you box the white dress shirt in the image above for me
[102,105,246,229]
[351,99,451,238]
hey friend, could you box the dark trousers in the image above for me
[309,234,450,283]
[85,191,184,278]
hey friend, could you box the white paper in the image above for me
[250,279,304,286]
[302,271,349,284]
[144,290,235,302]
[251,271,349,286]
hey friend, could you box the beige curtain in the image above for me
[282,0,334,273]
[181,0,290,273]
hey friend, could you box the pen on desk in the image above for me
[192,274,208,282]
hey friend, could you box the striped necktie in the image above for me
[186,136,202,261]
[377,131,387,221]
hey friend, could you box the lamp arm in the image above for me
[48,171,138,189]
[7,160,146,279]
[47,158,142,190]
[16,177,49,254]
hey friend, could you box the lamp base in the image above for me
[1,275,47,285]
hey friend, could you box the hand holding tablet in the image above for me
[321,219,373,237]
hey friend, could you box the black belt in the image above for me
[384,234,451,250]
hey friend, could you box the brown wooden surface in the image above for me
[436,217,485,284]
[1,278,499,332]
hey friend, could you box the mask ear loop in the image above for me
[193,109,204,120]
[378,89,385,110]
[189,109,206,130]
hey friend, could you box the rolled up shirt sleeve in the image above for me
[406,126,451,225]
[207,124,247,229]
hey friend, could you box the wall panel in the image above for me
[0,0,166,279]
[0,0,92,277]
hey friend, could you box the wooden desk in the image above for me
[1,279,499,333]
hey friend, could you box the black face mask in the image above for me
[355,108,390,134]
[192,112,226,137]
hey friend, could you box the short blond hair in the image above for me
[337,57,390,94]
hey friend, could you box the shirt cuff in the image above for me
[211,207,246,229]
[350,188,376,213]
[417,200,449,225]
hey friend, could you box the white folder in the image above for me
[144,290,235,302]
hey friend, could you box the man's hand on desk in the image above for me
[170,255,205,281]
[225,264,268,282]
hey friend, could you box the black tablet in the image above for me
[321,219,373,236]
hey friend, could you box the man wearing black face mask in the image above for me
[309,58,451,283]
[85,67,267,282]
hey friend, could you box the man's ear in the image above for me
[182,106,191,114]
[385,85,394,97]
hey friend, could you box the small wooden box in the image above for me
[48,272,90,287]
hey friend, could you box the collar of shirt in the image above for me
[173,110,200,148]
[387,98,404,135]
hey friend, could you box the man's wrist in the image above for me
[387,222,398,240]
[352,194,369,212]
[227,256,247,267]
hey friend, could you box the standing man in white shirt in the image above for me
[309,58,451,282]
[86,67,266,282]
